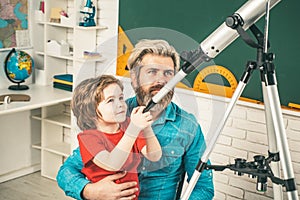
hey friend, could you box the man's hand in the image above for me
[82,172,138,200]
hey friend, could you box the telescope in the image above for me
[143,0,299,199]
[144,0,280,112]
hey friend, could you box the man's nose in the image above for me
[154,71,168,84]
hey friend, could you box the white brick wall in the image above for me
[173,87,300,200]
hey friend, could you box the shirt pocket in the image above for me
[158,145,185,173]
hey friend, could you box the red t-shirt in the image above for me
[77,118,146,199]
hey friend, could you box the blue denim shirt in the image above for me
[57,97,214,200]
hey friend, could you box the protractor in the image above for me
[193,65,237,98]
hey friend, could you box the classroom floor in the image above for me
[0,171,72,200]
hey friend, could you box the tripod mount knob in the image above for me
[225,13,244,29]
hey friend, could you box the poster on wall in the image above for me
[0,0,29,49]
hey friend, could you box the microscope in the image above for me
[79,0,96,27]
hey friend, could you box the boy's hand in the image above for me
[130,106,153,130]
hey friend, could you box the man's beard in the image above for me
[135,84,174,112]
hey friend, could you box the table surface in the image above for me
[0,84,72,115]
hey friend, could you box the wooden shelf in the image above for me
[46,53,73,61]
[44,114,71,128]
[44,142,71,157]
[32,143,42,150]
[32,114,42,121]
[75,25,108,30]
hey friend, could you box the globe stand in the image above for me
[8,82,29,90]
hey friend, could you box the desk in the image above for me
[0,85,72,115]
[0,85,72,182]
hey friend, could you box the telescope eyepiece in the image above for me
[226,13,244,29]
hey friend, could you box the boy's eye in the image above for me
[107,99,114,103]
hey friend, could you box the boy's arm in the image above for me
[93,122,142,171]
[93,106,152,171]
[141,126,162,162]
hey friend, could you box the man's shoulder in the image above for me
[170,102,198,123]
[126,96,137,107]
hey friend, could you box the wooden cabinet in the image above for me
[0,0,118,182]
[29,0,119,179]
[32,0,107,86]
[32,101,71,180]
[0,85,72,182]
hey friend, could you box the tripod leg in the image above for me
[181,62,256,200]
[264,83,299,200]
[262,83,283,200]
[261,59,299,199]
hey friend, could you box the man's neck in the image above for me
[151,110,162,121]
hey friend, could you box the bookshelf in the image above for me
[29,0,119,180]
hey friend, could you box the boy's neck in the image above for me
[97,122,120,134]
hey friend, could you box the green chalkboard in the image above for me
[119,0,300,107]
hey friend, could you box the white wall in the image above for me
[174,87,300,200]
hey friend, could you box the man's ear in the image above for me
[130,70,138,88]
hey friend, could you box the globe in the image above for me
[4,48,34,90]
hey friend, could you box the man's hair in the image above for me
[127,39,180,72]
[72,74,123,130]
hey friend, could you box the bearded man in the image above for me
[57,39,214,200]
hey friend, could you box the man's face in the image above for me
[133,54,175,112]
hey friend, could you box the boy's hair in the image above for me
[127,39,180,72]
[72,75,124,130]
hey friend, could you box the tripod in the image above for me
[180,2,299,200]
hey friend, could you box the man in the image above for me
[56,39,214,200]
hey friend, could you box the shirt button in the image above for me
[171,150,175,154]
[142,166,146,170]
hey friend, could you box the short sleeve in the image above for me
[77,132,106,164]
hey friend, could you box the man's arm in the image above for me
[184,122,214,200]
[56,147,89,200]
[56,147,138,200]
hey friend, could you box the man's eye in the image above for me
[148,70,157,74]
[165,71,174,76]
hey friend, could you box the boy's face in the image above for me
[97,83,127,123]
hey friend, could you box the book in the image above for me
[53,82,72,92]
[53,78,73,86]
[83,51,101,59]
[53,74,73,82]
